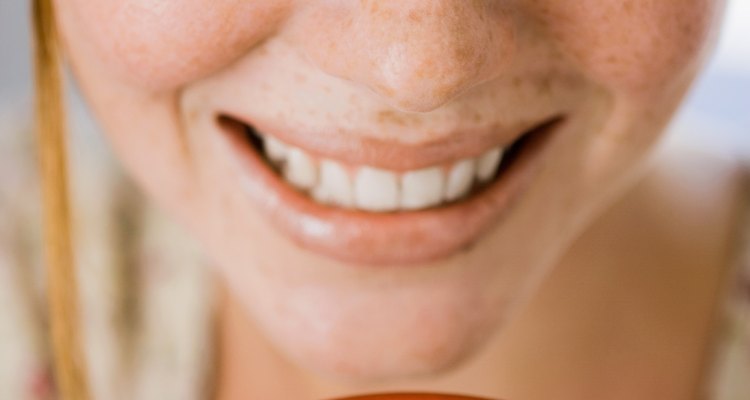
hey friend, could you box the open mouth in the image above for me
[220,115,554,212]
[216,113,564,266]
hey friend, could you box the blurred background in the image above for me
[1,1,748,154]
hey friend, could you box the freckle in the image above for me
[341,15,353,28]
[408,10,422,23]
[434,84,454,101]
[539,78,553,95]
[454,45,474,64]
[415,58,438,80]
[295,73,307,83]
[377,110,405,126]
[375,83,395,97]
[362,0,378,13]
[680,20,696,36]
[187,109,200,123]
[473,112,482,123]
[622,1,634,14]
[604,54,620,65]
[322,86,331,94]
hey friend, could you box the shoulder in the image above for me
[593,133,749,272]
[570,132,749,398]
[653,133,749,265]
[627,133,750,399]
[648,132,748,215]
[631,131,747,254]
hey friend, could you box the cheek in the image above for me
[60,0,291,90]
[529,0,721,93]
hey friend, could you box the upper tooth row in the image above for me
[262,135,504,212]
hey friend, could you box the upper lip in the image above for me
[215,112,566,266]
[218,112,562,170]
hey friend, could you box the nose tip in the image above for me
[371,34,506,112]
[302,1,516,112]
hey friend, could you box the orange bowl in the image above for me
[333,394,495,400]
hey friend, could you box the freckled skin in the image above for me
[63,0,293,89]
[301,1,516,111]
[54,0,724,387]
[525,0,716,93]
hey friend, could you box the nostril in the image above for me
[371,70,483,113]
[300,1,516,113]
[366,28,513,112]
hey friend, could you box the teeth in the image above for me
[313,159,354,207]
[283,147,318,190]
[476,147,503,183]
[258,134,507,212]
[445,159,476,201]
[354,167,399,212]
[400,167,444,210]
[263,135,289,165]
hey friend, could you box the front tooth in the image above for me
[400,167,445,210]
[263,135,289,165]
[476,147,503,183]
[445,159,476,201]
[284,147,318,190]
[313,159,354,207]
[354,167,399,212]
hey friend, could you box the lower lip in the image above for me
[217,117,564,267]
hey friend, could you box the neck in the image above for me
[213,281,317,399]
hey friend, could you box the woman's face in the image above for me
[56,0,723,382]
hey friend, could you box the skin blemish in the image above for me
[375,110,421,127]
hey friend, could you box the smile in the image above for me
[217,114,565,266]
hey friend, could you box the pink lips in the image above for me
[217,117,563,266]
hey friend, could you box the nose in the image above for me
[301,1,516,112]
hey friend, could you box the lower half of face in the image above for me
[56,0,722,382]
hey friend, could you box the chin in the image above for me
[248,280,504,383]
[206,212,554,385]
